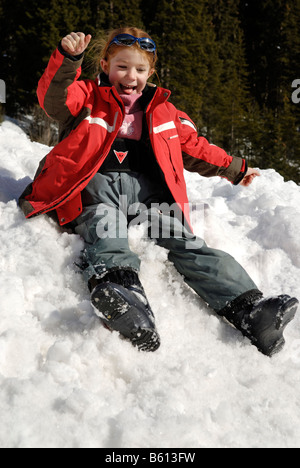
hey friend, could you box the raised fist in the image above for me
[61,32,92,56]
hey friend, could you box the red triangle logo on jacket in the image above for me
[113,150,128,164]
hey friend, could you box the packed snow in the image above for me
[1,118,300,448]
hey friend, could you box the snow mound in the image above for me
[1,119,300,448]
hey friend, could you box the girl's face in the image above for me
[101,48,154,95]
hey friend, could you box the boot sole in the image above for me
[258,297,298,356]
[92,284,160,352]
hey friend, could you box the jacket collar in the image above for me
[97,72,111,87]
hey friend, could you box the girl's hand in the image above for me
[239,167,260,186]
[61,32,92,56]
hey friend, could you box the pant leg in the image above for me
[72,171,169,284]
[149,209,259,312]
[72,173,140,283]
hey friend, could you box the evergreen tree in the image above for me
[143,0,218,130]
[0,0,147,116]
[240,0,300,182]
[0,0,23,115]
[102,0,144,30]
[203,0,251,156]
[0,0,93,115]
[279,0,300,181]
[143,0,251,159]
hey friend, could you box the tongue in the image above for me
[122,85,135,95]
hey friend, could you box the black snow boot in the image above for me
[90,269,160,352]
[218,290,298,356]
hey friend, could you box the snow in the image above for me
[1,118,300,448]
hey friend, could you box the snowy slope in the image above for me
[1,119,300,448]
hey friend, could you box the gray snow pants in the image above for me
[72,172,258,312]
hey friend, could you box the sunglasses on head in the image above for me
[107,34,156,54]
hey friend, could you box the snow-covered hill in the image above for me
[1,119,300,448]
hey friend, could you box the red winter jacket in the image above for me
[19,46,246,227]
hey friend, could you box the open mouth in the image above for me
[119,84,137,93]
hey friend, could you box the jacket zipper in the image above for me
[168,150,179,183]
[148,112,179,184]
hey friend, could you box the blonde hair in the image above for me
[87,27,158,75]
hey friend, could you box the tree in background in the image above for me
[142,0,216,131]
[203,0,250,157]
[0,0,91,115]
[240,0,300,182]
[144,0,251,160]
[0,0,140,140]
